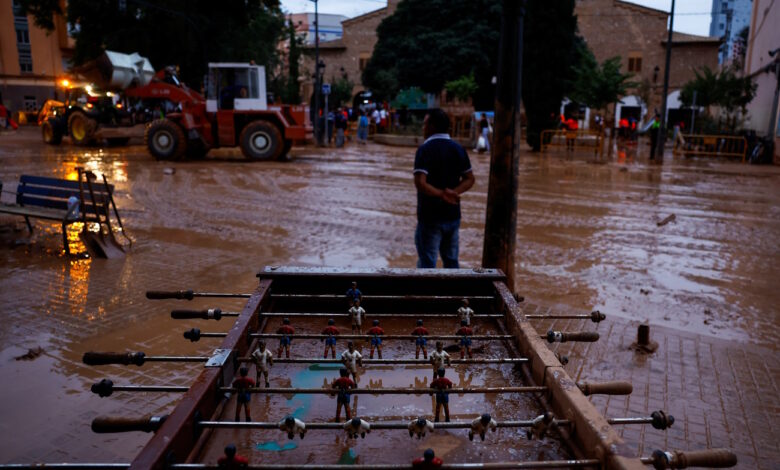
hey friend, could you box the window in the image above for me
[18,49,33,73]
[23,96,37,112]
[16,29,29,44]
[628,55,642,73]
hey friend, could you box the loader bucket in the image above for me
[80,230,126,259]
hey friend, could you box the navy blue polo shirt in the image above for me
[413,134,472,223]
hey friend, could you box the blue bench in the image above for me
[0,175,115,255]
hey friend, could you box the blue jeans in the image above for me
[415,219,460,268]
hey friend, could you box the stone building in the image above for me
[0,0,73,117]
[743,0,779,161]
[298,0,720,127]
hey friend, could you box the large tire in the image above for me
[68,111,97,145]
[145,119,186,160]
[42,120,63,145]
[239,120,282,160]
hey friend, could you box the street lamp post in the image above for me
[311,0,322,145]
[656,0,676,160]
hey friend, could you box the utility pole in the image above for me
[656,0,675,159]
[482,0,525,292]
[312,0,322,146]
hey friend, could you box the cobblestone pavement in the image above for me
[531,303,780,470]
[0,128,778,466]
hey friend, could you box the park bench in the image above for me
[0,171,128,257]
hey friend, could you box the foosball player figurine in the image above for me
[408,417,435,439]
[412,448,443,469]
[346,281,362,307]
[341,341,363,382]
[251,341,273,388]
[430,368,453,422]
[456,320,474,359]
[526,412,556,441]
[217,444,248,469]
[429,341,451,381]
[412,319,429,359]
[457,298,473,326]
[367,319,385,359]
[343,417,371,439]
[349,299,365,334]
[278,415,307,440]
[322,318,340,359]
[276,318,295,358]
[331,367,356,421]
[469,413,498,441]
[232,367,254,422]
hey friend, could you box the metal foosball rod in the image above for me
[191,331,513,341]
[88,379,546,397]
[168,309,605,323]
[91,411,675,433]
[147,290,495,301]
[82,351,531,367]
[90,379,634,398]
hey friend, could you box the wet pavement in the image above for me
[0,127,778,466]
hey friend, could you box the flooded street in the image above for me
[0,127,779,464]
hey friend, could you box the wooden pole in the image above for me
[482,0,525,291]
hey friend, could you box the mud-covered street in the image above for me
[1,128,778,466]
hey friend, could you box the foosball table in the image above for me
[6,267,738,469]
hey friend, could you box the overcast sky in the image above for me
[279,0,715,36]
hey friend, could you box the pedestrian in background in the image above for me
[648,112,661,159]
[413,108,475,268]
[335,108,347,148]
[357,111,369,145]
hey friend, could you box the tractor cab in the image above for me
[205,63,267,113]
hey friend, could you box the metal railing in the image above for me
[673,133,748,162]
[540,129,604,155]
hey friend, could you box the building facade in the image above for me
[709,0,753,64]
[743,0,780,160]
[0,0,73,116]
[287,12,347,46]
[298,0,719,127]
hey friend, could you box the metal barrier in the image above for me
[541,129,604,155]
[673,134,748,162]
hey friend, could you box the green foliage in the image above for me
[18,0,287,89]
[444,73,478,102]
[522,0,581,150]
[282,20,303,104]
[680,66,756,113]
[570,50,635,111]
[363,0,502,106]
[330,77,354,109]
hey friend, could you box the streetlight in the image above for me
[656,0,676,160]
[310,0,322,145]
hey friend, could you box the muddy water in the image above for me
[0,128,779,463]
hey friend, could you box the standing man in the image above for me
[331,367,357,421]
[413,109,475,269]
[429,341,451,381]
[341,341,363,383]
[251,341,274,388]
[430,368,453,422]
[346,281,362,307]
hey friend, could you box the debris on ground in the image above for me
[163,167,176,175]
[656,214,676,227]
[14,346,44,361]
[640,288,650,295]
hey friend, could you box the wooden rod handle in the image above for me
[578,381,633,396]
[171,308,222,320]
[83,351,145,366]
[91,415,167,433]
[146,290,194,300]
[652,448,737,469]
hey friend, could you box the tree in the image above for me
[522,0,581,150]
[282,20,303,104]
[363,0,502,106]
[571,53,635,111]
[680,65,756,131]
[17,0,287,89]
[330,77,354,109]
[445,73,478,102]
